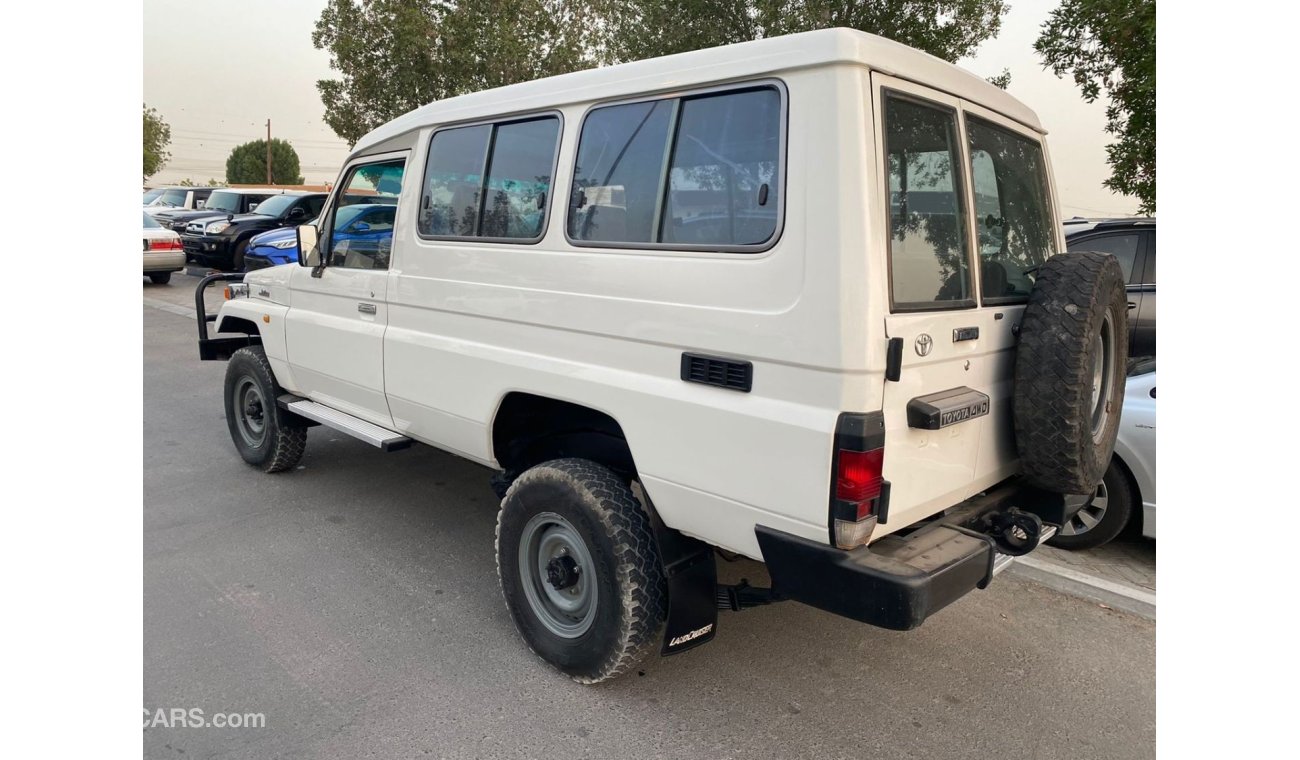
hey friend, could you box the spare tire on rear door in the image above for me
[1013,251,1128,495]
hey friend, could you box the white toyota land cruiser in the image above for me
[195,28,1128,684]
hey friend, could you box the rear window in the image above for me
[1066,232,1139,282]
[967,116,1055,302]
[418,115,560,242]
[568,85,782,251]
[883,94,972,309]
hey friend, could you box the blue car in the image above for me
[242,204,397,271]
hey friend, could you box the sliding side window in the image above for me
[418,115,560,242]
[568,85,783,251]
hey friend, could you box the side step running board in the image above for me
[279,396,412,452]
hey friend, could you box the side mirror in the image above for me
[296,224,321,267]
[351,222,370,233]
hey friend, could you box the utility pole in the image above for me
[265,119,272,185]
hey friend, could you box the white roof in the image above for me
[353,27,1043,156]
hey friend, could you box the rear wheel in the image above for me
[147,272,172,284]
[223,346,306,473]
[496,458,667,684]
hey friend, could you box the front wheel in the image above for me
[495,458,667,683]
[1048,460,1134,550]
[223,347,306,472]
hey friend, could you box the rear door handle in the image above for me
[1127,302,1138,310]
[357,302,377,315]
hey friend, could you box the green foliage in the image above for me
[225,139,305,185]
[987,69,1012,90]
[313,0,1009,146]
[143,105,171,181]
[1035,0,1155,213]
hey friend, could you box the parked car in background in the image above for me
[243,204,395,271]
[1049,358,1156,549]
[1065,217,1156,358]
[144,186,218,215]
[183,192,328,271]
[142,211,184,284]
[152,188,285,235]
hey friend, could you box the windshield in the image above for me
[143,188,165,204]
[251,195,298,217]
[204,191,242,214]
[158,189,188,207]
[143,211,161,228]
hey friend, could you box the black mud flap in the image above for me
[645,507,718,656]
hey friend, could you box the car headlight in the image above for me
[206,221,231,235]
[270,239,298,249]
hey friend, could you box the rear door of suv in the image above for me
[871,74,1061,535]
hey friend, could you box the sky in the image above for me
[143,0,1141,217]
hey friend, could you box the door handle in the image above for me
[1127,302,1137,310]
[357,302,377,315]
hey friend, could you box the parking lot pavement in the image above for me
[144,288,1155,760]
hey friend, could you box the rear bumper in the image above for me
[143,251,185,273]
[756,479,1068,631]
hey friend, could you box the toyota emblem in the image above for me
[915,334,933,357]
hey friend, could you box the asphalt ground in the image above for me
[143,276,1155,759]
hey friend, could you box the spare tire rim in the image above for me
[1061,481,1109,537]
[234,376,267,448]
[518,512,597,639]
[1089,313,1116,442]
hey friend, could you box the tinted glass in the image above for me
[481,118,560,239]
[253,195,298,217]
[330,158,406,269]
[1067,232,1140,282]
[160,189,188,207]
[662,88,780,246]
[569,100,673,244]
[884,96,971,307]
[143,188,165,204]
[967,117,1055,301]
[419,125,491,237]
[143,211,161,228]
[1143,231,1156,283]
[205,191,241,214]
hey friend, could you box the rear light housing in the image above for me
[829,412,889,550]
[148,237,183,251]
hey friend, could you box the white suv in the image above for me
[195,28,1128,683]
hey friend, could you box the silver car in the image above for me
[1049,358,1156,549]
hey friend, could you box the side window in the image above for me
[418,115,560,241]
[569,85,783,250]
[883,95,971,309]
[966,117,1055,302]
[242,194,270,213]
[1143,231,1156,284]
[1066,232,1140,283]
[329,158,406,270]
[303,195,327,219]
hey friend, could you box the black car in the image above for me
[1065,217,1156,359]
[152,189,277,235]
[181,192,328,271]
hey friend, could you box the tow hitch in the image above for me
[977,508,1044,556]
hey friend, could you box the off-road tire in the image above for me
[148,272,172,284]
[496,458,667,684]
[1014,251,1128,494]
[1047,459,1135,550]
[223,346,306,473]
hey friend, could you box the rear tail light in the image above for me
[148,238,183,251]
[829,413,888,550]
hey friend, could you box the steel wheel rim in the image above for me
[517,512,597,639]
[234,377,267,448]
[1061,480,1110,537]
[1089,312,1115,441]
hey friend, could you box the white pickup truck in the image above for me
[195,28,1127,683]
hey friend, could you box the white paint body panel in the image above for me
[220,28,1057,560]
[1113,370,1156,538]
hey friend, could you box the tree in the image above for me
[1035,0,1155,213]
[313,0,1009,146]
[225,139,305,185]
[143,105,171,181]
